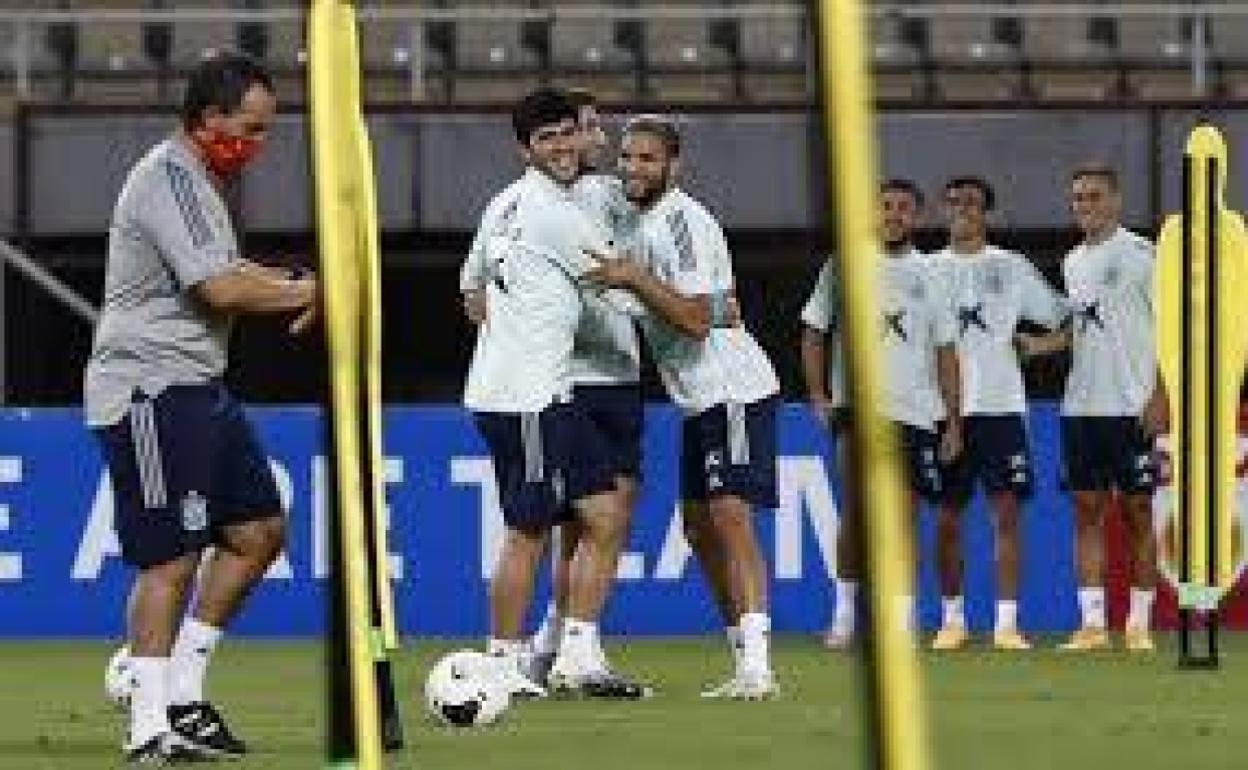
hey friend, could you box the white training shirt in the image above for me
[933,244,1064,415]
[802,250,954,429]
[462,168,620,412]
[1062,226,1158,417]
[635,188,779,414]
[460,172,641,385]
[799,259,847,409]
[568,173,642,385]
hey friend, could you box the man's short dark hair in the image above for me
[180,50,272,130]
[944,175,996,211]
[512,87,578,146]
[881,178,924,207]
[566,87,598,111]
[623,114,681,158]
[1071,162,1120,192]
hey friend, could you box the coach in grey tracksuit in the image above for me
[83,52,316,763]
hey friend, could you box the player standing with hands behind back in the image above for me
[84,52,317,763]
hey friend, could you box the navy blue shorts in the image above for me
[893,421,943,503]
[92,383,283,569]
[681,396,779,508]
[942,414,1034,502]
[1060,415,1159,494]
[474,400,617,532]
[573,383,643,479]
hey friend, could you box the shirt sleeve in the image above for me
[1016,254,1064,329]
[800,261,838,332]
[144,161,236,289]
[929,264,958,346]
[654,206,718,296]
[1133,238,1157,314]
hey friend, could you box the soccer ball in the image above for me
[104,645,136,710]
[424,649,509,727]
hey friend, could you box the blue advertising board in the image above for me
[0,403,1081,638]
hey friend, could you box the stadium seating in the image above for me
[0,2,1241,105]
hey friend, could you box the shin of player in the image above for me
[85,53,315,763]
[1024,165,1166,652]
[929,177,1064,652]
[591,116,780,699]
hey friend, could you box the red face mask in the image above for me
[194,130,261,179]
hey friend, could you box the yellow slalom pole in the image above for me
[813,1,930,768]
[355,111,400,652]
[1156,125,1248,608]
[308,0,384,766]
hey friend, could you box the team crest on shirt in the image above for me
[908,281,926,301]
[980,265,1005,295]
[1101,263,1121,288]
[181,490,208,532]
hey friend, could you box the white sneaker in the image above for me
[731,669,779,701]
[822,625,854,650]
[491,656,547,700]
[699,673,741,700]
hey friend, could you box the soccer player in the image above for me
[460,89,645,694]
[588,115,781,699]
[799,179,963,649]
[525,88,645,686]
[83,52,317,762]
[927,177,1064,651]
[1017,164,1166,651]
[463,88,643,699]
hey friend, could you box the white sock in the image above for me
[1077,587,1107,629]
[558,617,600,673]
[833,579,858,634]
[941,596,965,629]
[896,595,915,633]
[487,637,525,662]
[530,602,562,657]
[738,612,772,677]
[726,625,743,670]
[168,617,222,706]
[1126,587,1155,631]
[995,600,1018,632]
[129,657,172,749]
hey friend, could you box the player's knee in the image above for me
[227,515,286,563]
[141,552,200,591]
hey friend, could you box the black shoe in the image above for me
[578,671,655,701]
[126,732,218,764]
[168,702,246,758]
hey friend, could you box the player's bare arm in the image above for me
[800,324,835,428]
[936,343,963,462]
[584,252,712,339]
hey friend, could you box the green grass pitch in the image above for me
[1,634,1244,769]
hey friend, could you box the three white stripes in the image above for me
[129,401,168,509]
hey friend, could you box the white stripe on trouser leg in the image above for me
[521,413,544,483]
[727,403,750,466]
[129,402,167,509]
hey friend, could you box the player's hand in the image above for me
[939,419,964,464]
[287,277,319,336]
[462,289,487,325]
[583,252,639,289]
[1140,389,1170,437]
[808,395,833,427]
[1013,332,1044,358]
[725,293,742,326]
